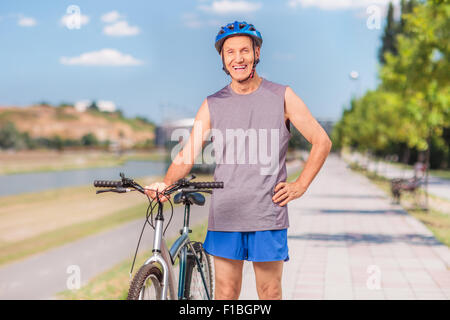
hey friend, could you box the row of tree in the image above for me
[332,0,449,169]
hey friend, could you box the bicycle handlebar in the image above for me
[93,173,223,197]
[167,181,224,191]
[94,180,123,188]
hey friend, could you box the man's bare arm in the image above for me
[163,98,211,186]
[272,86,332,206]
[285,86,332,190]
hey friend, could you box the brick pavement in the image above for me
[239,153,450,300]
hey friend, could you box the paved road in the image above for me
[239,153,450,300]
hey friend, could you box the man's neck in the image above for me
[230,73,262,95]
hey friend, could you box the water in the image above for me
[0,160,168,197]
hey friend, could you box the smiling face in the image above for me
[221,35,260,81]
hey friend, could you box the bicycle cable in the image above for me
[129,188,175,277]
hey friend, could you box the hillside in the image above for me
[0,104,155,149]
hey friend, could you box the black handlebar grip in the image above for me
[94,180,122,188]
[190,181,224,189]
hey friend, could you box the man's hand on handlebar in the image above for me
[144,182,171,203]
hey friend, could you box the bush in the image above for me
[0,122,27,149]
[81,133,99,146]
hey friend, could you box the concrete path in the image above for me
[239,153,450,300]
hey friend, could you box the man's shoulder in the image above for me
[207,84,230,100]
[261,78,289,97]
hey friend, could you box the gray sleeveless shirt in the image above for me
[206,77,291,232]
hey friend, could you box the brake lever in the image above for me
[180,189,212,194]
[96,187,132,194]
[96,189,115,194]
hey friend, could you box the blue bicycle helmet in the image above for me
[215,21,262,80]
[215,21,262,54]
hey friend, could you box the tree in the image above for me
[379,0,419,65]
[81,133,99,146]
[379,2,398,64]
[88,101,99,111]
[0,122,23,149]
[380,1,449,153]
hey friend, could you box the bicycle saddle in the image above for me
[174,192,205,206]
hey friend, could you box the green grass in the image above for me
[57,220,209,300]
[429,169,450,180]
[348,162,450,248]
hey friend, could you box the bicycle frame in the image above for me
[143,198,211,300]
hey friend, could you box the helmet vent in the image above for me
[239,23,246,29]
[249,27,255,31]
[228,24,234,30]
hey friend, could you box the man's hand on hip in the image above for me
[272,181,307,207]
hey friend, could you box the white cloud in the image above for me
[60,13,89,28]
[103,20,140,36]
[287,0,399,10]
[18,16,36,27]
[182,12,221,29]
[199,0,262,15]
[101,11,123,23]
[60,49,143,66]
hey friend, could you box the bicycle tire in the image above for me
[127,263,163,300]
[184,242,214,300]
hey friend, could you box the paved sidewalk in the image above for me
[239,153,450,300]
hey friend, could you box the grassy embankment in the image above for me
[57,168,304,300]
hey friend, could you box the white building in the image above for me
[74,100,90,112]
[74,100,116,113]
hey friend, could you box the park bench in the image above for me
[390,162,427,205]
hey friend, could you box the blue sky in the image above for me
[0,0,398,124]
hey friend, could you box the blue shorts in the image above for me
[203,229,289,262]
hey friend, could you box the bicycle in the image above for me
[93,173,223,300]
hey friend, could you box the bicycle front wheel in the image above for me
[184,242,214,300]
[127,263,163,300]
